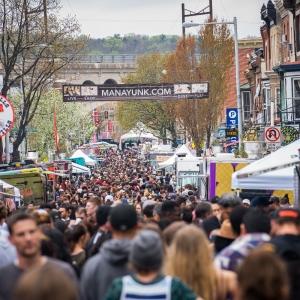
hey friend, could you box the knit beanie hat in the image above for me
[129,230,163,270]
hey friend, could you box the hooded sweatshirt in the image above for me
[80,239,131,300]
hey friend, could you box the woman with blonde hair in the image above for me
[164,225,237,300]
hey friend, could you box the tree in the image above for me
[115,53,178,145]
[0,0,86,161]
[164,36,205,155]
[25,90,96,159]
[85,34,182,55]
[102,36,124,54]
[164,18,234,155]
[198,18,234,147]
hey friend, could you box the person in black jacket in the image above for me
[86,205,111,258]
[202,193,241,237]
[266,208,300,300]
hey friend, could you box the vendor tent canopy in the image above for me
[232,139,300,191]
[0,179,21,202]
[157,144,195,169]
[120,131,158,142]
[232,166,295,190]
[120,123,158,143]
[72,162,91,174]
[70,150,96,166]
[235,139,300,178]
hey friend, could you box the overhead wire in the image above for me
[219,0,230,20]
[66,0,76,16]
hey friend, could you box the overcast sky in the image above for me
[59,0,264,39]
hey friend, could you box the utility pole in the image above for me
[182,1,213,36]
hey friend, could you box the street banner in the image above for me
[0,94,14,137]
[62,82,209,102]
[107,120,112,132]
[93,111,99,125]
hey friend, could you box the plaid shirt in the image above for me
[214,233,270,272]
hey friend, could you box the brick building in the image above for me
[221,38,263,123]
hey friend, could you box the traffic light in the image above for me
[104,111,108,119]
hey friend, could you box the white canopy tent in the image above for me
[72,162,91,175]
[119,123,158,149]
[120,131,158,142]
[157,144,195,169]
[70,150,96,166]
[232,166,295,190]
[231,139,300,191]
[235,139,300,178]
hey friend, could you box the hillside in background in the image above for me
[86,34,181,55]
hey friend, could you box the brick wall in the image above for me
[221,48,254,121]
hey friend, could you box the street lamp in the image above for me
[183,17,243,148]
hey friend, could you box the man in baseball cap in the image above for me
[81,204,138,300]
[242,199,250,208]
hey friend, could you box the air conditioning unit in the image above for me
[282,34,287,43]
[287,43,293,51]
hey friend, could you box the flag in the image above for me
[54,99,59,152]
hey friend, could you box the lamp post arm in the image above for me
[182,21,234,28]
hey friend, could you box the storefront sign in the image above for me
[225,128,238,138]
[0,95,14,137]
[62,82,210,102]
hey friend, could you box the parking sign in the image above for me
[226,108,238,126]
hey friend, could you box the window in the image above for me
[293,79,300,119]
[178,171,201,190]
[109,114,115,121]
[242,91,251,120]
[100,106,104,111]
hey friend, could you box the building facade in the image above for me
[222,38,263,123]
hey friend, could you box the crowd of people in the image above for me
[0,148,299,300]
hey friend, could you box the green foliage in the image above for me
[86,34,182,54]
[102,37,124,54]
[233,143,248,158]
